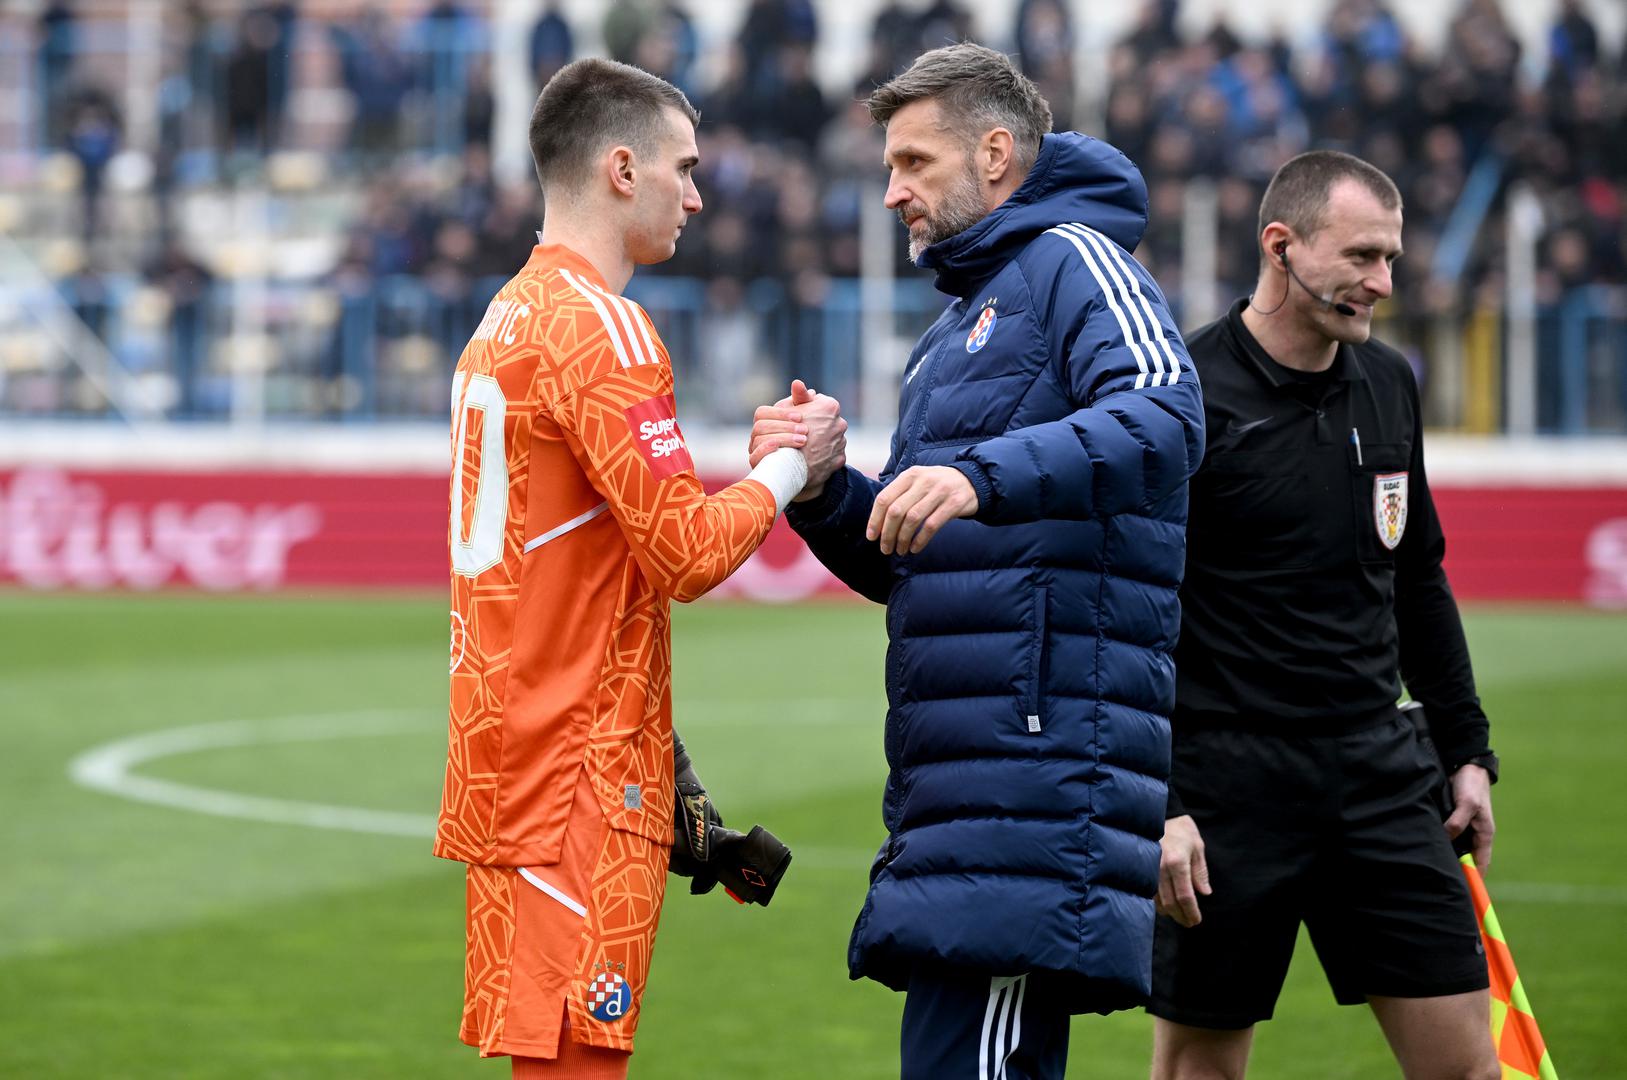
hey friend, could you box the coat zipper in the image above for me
[898,305,963,470]
[1026,587,1048,732]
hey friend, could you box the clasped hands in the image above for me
[748,380,979,555]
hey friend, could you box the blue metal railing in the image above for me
[5,272,1623,433]
[1432,152,1505,287]
[1536,286,1627,434]
[5,271,947,425]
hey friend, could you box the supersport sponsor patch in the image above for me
[623,394,693,479]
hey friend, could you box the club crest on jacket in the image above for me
[966,304,998,353]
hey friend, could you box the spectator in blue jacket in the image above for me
[750,42,1204,1080]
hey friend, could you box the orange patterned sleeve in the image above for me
[552,362,779,602]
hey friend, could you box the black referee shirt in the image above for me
[1171,299,1490,810]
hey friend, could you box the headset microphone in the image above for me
[1278,247,1357,317]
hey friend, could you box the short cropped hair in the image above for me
[529,58,699,191]
[1258,150,1402,243]
[867,43,1052,175]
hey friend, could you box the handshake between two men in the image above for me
[748,379,981,555]
[665,379,985,907]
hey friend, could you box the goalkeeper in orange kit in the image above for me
[435,58,846,1078]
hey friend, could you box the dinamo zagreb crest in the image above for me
[966,306,997,353]
[1373,471,1408,550]
[587,970,632,1022]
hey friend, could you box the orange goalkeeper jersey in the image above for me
[436,243,779,867]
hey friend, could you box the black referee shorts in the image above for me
[1148,708,1489,1030]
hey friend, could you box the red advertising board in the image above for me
[1433,487,1627,606]
[1,466,1624,605]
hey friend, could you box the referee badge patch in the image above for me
[1373,471,1408,550]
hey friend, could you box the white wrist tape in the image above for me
[746,448,809,514]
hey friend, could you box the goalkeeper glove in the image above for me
[671,730,726,894]
[670,731,793,906]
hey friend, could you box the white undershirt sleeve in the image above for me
[745,447,810,514]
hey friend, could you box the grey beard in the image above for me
[906,168,986,262]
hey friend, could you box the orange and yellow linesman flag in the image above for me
[1460,854,1559,1079]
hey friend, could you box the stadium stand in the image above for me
[0,0,1622,433]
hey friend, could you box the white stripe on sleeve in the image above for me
[559,268,635,368]
[618,293,663,366]
[579,276,653,366]
[1045,227,1151,389]
[1068,223,1183,385]
[1061,223,1163,386]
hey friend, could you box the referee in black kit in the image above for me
[1148,151,1501,1080]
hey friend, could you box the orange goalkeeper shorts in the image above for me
[461,769,670,1058]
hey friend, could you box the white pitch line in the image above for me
[67,711,440,838]
[1488,880,1627,906]
[62,717,1627,908]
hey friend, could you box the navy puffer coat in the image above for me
[786,132,1205,1012]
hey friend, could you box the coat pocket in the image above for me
[1024,587,1048,733]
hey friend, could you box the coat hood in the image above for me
[919,131,1150,297]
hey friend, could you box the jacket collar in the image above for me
[918,132,1150,298]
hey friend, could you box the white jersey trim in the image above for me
[523,501,610,554]
[518,867,588,918]
[606,285,661,365]
[580,274,653,366]
[559,268,642,368]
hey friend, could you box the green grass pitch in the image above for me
[1,594,1624,1078]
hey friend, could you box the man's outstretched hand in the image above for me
[866,466,979,555]
[748,380,846,502]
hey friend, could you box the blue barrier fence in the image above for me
[5,271,1625,433]
[2,272,950,426]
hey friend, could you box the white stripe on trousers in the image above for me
[979,973,1028,1080]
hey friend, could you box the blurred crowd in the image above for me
[12,0,1627,426]
[1108,0,1624,316]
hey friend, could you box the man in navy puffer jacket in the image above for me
[752,44,1204,1078]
